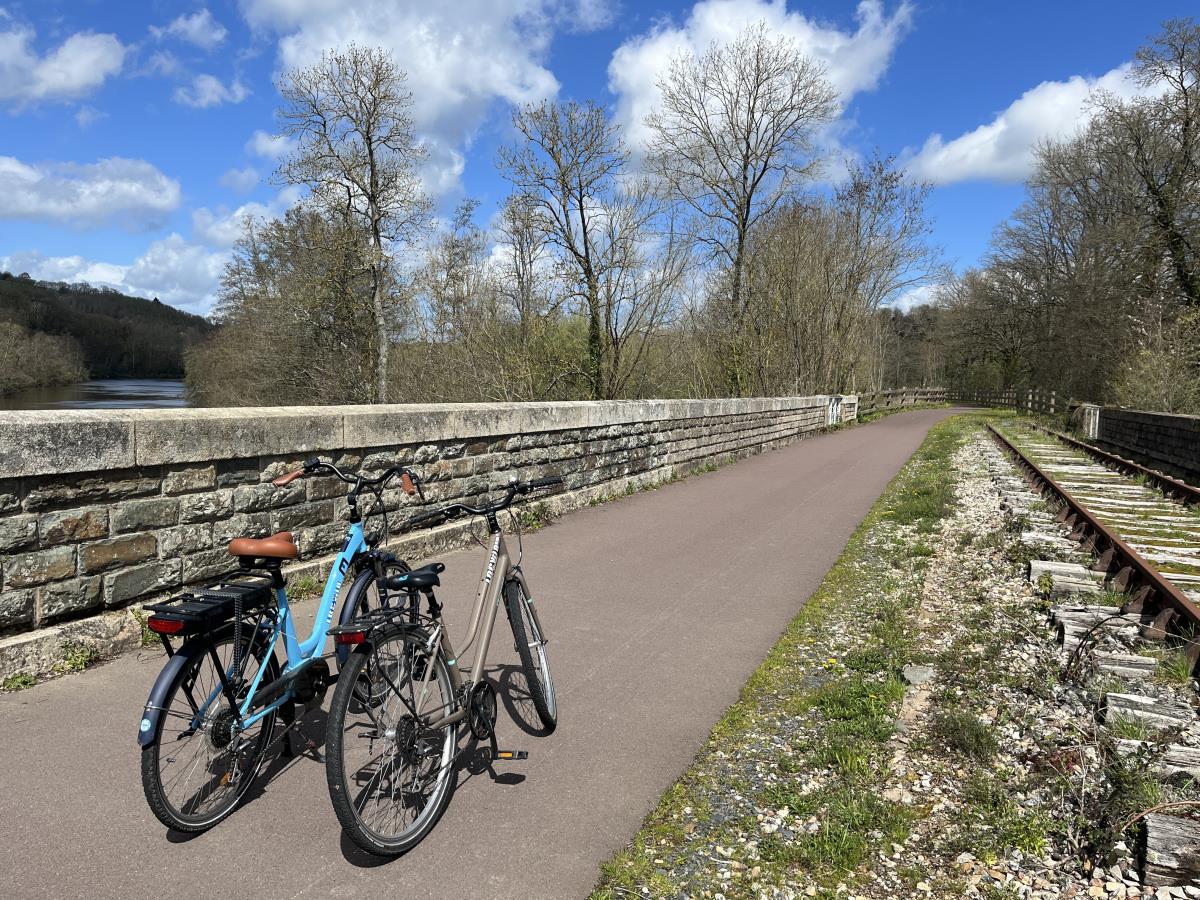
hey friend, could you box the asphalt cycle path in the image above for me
[0,408,956,899]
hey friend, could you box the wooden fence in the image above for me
[947,387,1065,416]
[855,388,948,416]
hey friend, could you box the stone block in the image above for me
[0,589,34,630]
[23,474,159,512]
[130,407,343,466]
[162,464,216,495]
[36,577,103,624]
[179,490,234,523]
[272,500,335,532]
[0,514,38,553]
[158,523,213,556]
[5,546,75,588]
[212,512,272,546]
[182,549,236,584]
[0,411,135,478]
[80,534,157,574]
[0,611,141,683]
[307,476,349,502]
[233,482,304,513]
[216,461,260,487]
[111,497,179,533]
[296,522,346,557]
[39,507,109,545]
[105,559,182,606]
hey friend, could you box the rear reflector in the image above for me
[146,616,186,635]
[334,630,367,646]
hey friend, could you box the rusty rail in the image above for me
[1030,423,1200,507]
[988,424,1200,664]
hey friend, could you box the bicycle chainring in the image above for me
[468,680,497,740]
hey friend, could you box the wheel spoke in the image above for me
[329,630,457,852]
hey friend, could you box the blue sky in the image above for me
[0,0,1190,314]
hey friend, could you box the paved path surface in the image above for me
[0,409,954,900]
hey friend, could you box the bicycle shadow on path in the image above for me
[165,706,330,844]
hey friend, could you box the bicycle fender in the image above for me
[137,636,211,748]
[334,559,412,667]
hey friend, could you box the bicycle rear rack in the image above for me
[144,573,276,639]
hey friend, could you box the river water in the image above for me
[0,379,189,410]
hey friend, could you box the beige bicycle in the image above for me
[324,475,560,856]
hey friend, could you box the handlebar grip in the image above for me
[528,476,564,491]
[271,469,305,487]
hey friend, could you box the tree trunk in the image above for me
[726,237,746,397]
[586,277,604,400]
[371,262,389,403]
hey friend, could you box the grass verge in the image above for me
[591,412,990,898]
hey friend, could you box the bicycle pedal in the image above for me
[493,749,528,761]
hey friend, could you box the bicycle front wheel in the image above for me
[325,628,459,857]
[505,579,557,731]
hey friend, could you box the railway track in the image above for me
[984,421,1200,888]
[991,423,1200,645]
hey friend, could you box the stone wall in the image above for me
[0,396,853,674]
[1096,408,1200,484]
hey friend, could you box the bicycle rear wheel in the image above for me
[140,630,278,832]
[337,560,415,707]
[505,579,557,731]
[325,628,459,856]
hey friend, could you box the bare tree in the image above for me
[275,44,431,402]
[645,21,838,395]
[500,100,684,399]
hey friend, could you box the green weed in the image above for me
[289,574,322,600]
[1,672,36,691]
[929,709,998,761]
[57,641,99,673]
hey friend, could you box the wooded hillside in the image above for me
[0,273,213,379]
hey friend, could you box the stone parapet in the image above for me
[0,396,854,673]
[1096,408,1200,484]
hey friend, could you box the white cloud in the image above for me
[74,105,106,128]
[0,156,181,229]
[174,73,250,108]
[191,186,303,247]
[887,282,939,312]
[219,166,260,192]
[0,21,126,106]
[608,0,914,148]
[239,0,613,194]
[151,9,229,50]
[905,64,1156,184]
[1,236,227,314]
[245,129,296,160]
[144,49,181,77]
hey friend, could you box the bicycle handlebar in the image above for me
[405,476,564,530]
[271,457,423,498]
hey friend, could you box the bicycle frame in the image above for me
[235,521,368,728]
[138,521,370,744]
[415,527,540,730]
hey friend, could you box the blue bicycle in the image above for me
[137,457,423,832]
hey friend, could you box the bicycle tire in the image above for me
[505,579,557,732]
[140,629,278,832]
[336,559,413,661]
[325,628,459,856]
